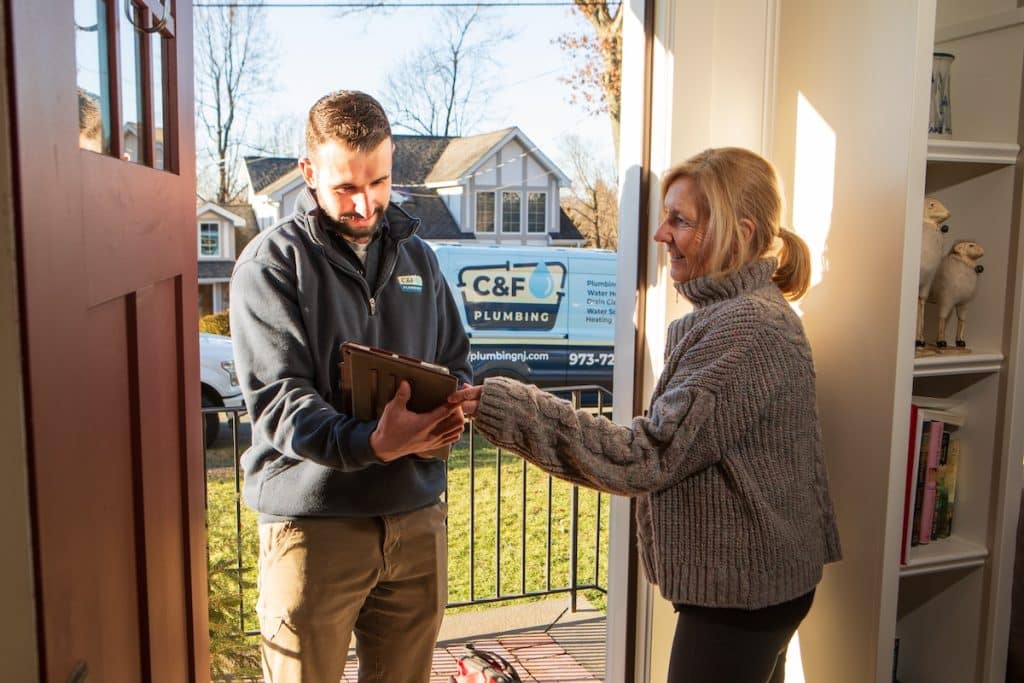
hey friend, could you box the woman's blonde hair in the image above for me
[660,147,811,300]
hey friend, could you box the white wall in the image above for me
[770,1,932,680]
[280,182,302,219]
[642,1,778,678]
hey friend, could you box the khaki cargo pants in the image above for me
[257,502,447,682]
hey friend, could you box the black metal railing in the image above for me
[202,385,612,643]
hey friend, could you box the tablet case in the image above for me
[339,342,459,459]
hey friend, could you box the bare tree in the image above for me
[382,6,512,137]
[561,135,618,250]
[557,1,622,159]
[250,114,306,159]
[195,3,275,203]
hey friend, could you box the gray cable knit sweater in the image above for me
[473,258,841,609]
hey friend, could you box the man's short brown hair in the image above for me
[305,90,391,156]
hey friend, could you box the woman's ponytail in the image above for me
[772,228,811,301]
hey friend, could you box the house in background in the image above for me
[242,127,585,246]
[195,202,258,316]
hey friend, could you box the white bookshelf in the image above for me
[892,5,1024,682]
[913,352,1004,377]
[926,138,1019,164]
[901,535,989,578]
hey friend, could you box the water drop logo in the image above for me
[457,260,566,331]
[529,263,555,299]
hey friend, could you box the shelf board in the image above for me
[913,351,1003,377]
[900,536,989,577]
[926,139,1019,164]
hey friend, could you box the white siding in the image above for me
[252,195,277,231]
[197,212,234,259]
[500,140,524,186]
[438,186,463,226]
[526,155,548,188]
[280,185,302,219]
[474,153,498,185]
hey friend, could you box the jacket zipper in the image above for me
[303,210,419,318]
[366,231,413,317]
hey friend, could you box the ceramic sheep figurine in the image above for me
[929,240,984,349]
[917,197,950,347]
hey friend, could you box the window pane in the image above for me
[527,192,546,233]
[119,3,145,164]
[151,32,166,170]
[476,192,495,233]
[200,223,220,256]
[502,191,521,233]
[75,0,111,153]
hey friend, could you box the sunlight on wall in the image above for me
[785,629,805,682]
[790,92,836,317]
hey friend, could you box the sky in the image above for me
[210,1,617,174]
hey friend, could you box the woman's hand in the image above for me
[449,383,483,418]
[371,381,465,462]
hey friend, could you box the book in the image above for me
[338,342,460,460]
[917,419,945,545]
[901,400,966,564]
[910,423,932,548]
[901,404,923,564]
[934,436,961,539]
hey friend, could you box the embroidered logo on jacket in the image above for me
[397,274,423,294]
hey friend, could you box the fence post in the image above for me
[570,484,579,613]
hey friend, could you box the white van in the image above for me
[430,244,616,391]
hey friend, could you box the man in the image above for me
[230,90,471,682]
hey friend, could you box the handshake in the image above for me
[368,382,483,463]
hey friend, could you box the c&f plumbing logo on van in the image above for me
[456,261,567,331]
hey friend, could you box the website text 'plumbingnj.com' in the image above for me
[468,349,551,364]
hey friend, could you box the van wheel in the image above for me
[201,393,221,449]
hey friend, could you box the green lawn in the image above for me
[204,428,610,678]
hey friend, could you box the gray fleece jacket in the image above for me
[230,188,471,520]
[472,259,841,609]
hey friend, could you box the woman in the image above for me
[452,147,842,682]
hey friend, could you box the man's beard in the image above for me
[319,207,384,241]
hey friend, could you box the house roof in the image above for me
[423,128,514,184]
[554,208,586,242]
[245,156,300,193]
[392,136,453,185]
[197,202,247,227]
[242,128,570,194]
[396,189,472,240]
[198,260,235,280]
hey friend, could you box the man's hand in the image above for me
[449,383,483,418]
[370,381,465,462]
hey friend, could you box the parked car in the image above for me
[199,332,243,448]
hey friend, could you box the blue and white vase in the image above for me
[929,52,954,136]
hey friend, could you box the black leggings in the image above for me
[668,590,815,683]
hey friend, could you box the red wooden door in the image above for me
[10,1,208,681]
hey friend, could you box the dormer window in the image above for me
[501,191,521,233]
[527,192,546,233]
[476,192,495,233]
[199,222,221,257]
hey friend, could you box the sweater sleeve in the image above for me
[472,314,789,495]
[230,258,380,472]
